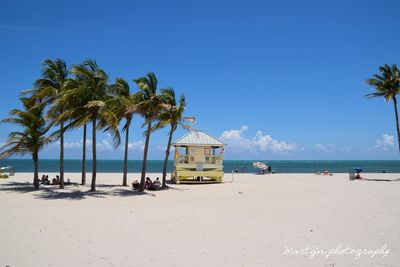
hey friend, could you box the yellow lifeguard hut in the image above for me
[171,130,226,184]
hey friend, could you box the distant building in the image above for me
[171,130,226,183]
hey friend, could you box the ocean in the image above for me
[0,159,399,173]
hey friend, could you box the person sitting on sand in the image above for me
[145,177,153,190]
[132,180,140,190]
[41,175,49,185]
[153,177,161,190]
[323,170,329,176]
[51,178,58,185]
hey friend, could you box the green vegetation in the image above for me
[152,88,194,188]
[28,59,69,189]
[0,59,193,191]
[366,64,400,154]
[0,98,51,189]
[132,73,166,191]
[0,173,9,179]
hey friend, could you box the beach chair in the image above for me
[349,172,357,180]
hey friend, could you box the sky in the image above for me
[0,0,399,160]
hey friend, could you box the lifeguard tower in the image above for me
[171,130,225,184]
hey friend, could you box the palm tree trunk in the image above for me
[81,124,87,185]
[162,125,174,188]
[33,152,39,190]
[59,123,65,189]
[91,116,97,192]
[139,121,152,191]
[122,118,131,186]
[393,96,400,154]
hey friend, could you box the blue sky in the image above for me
[0,0,399,160]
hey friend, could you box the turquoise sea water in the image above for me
[1,159,399,173]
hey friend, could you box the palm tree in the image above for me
[366,64,400,153]
[152,88,194,188]
[58,77,89,185]
[109,78,137,186]
[81,124,87,185]
[132,72,164,191]
[59,60,120,191]
[28,59,69,189]
[0,98,51,189]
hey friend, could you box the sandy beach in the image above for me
[0,172,399,267]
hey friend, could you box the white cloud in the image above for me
[51,140,82,149]
[64,141,82,149]
[375,134,395,150]
[220,126,248,140]
[314,144,325,151]
[314,144,335,152]
[48,136,144,153]
[314,144,354,153]
[219,126,297,153]
[97,138,113,151]
[253,131,298,152]
[49,136,113,151]
[127,141,145,151]
[340,147,352,153]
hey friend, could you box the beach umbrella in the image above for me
[253,162,267,170]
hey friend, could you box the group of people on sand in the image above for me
[39,174,71,185]
[132,177,162,191]
[315,170,332,176]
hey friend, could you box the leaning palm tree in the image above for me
[152,88,194,188]
[366,64,400,153]
[0,98,51,189]
[132,72,164,191]
[109,78,137,186]
[27,59,69,189]
[59,60,120,191]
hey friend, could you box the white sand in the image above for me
[0,172,399,267]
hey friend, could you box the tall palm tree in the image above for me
[366,64,400,153]
[132,72,164,191]
[59,60,120,191]
[59,77,89,185]
[109,78,137,186]
[152,88,194,188]
[0,98,51,189]
[28,59,69,189]
[81,124,87,185]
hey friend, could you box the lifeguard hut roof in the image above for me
[172,130,226,147]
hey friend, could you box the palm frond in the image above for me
[85,100,106,109]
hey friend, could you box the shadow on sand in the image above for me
[362,178,400,182]
[0,182,156,200]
